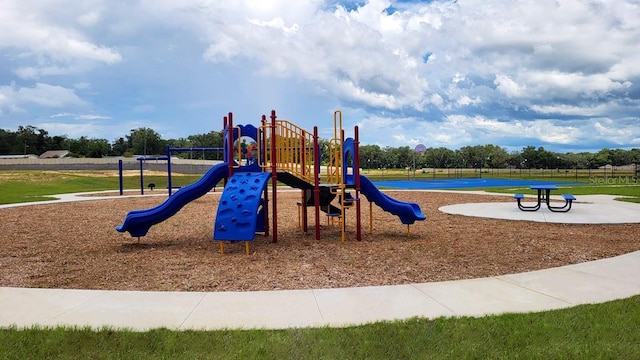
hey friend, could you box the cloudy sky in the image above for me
[1,0,639,152]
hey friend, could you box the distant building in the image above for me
[39,150,70,159]
[599,164,637,171]
[0,154,38,159]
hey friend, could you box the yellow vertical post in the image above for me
[219,242,224,255]
[245,241,250,255]
[369,202,373,234]
[341,186,346,243]
[288,126,293,171]
[340,190,347,243]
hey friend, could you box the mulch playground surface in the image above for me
[1,191,639,292]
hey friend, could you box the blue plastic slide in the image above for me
[116,162,229,237]
[359,175,426,224]
[214,172,271,241]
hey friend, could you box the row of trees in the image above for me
[0,126,224,159]
[2,125,639,169]
[359,144,640,170]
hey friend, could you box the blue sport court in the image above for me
[372,178,579,190]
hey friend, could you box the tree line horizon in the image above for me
[2,125,639,170]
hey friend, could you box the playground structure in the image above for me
[116,110,426,253]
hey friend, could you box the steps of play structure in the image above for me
[213,172,271,241]
[276,171,342,214]
[299,187,341,215]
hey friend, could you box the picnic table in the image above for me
[514,184,576,212]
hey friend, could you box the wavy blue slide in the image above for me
[116,162,228,237]
[359,175,427,225]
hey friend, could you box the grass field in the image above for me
[1,168,638,204]
[363,166,638,184]
[0,170,205,204]
[1,170,640,358]
[1,296,639,359]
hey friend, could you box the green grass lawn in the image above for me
[0,171,206,204]
[2,296,640,359]
[484,184,640,203]
[1,170,639,357]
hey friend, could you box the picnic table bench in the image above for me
[514,185,575,212]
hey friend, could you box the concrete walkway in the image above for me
[1,251,639,330]
[440,194,640,224]
[1,191,639,331]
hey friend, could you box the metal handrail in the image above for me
[258,119,315,184]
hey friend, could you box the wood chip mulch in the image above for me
[1,191,638,292]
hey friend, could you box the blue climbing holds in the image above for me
[213,172,271,241]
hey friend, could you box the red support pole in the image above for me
[313,126,321,240]
[261,115,269,237]
[301,130,308,233]
[261,115,267,166]
[227,112,234,179]
[354,126,362,241]
[270,110,278,243]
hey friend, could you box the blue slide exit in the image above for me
[359,175,427,224]
[213,172,271,241]
[116,162,229,237]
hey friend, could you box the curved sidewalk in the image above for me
[1,191,639,331]
[2,250,639,330]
